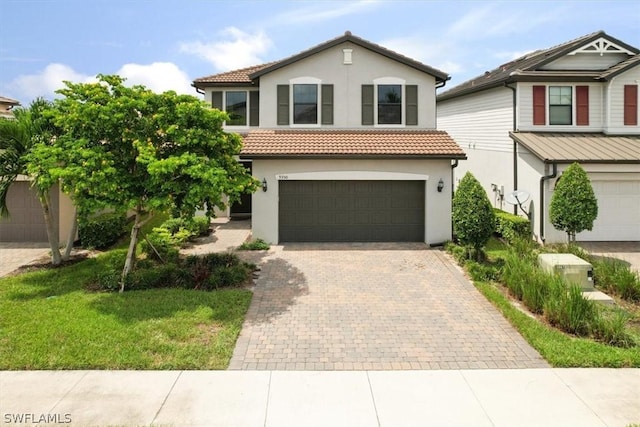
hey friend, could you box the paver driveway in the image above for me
[231,244,548,370]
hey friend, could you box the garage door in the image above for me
[279,180,425,242]
[577,180,640,241]
[0,182,57,242]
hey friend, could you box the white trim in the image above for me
[568,38,635,56]
[289,77,322,127]
[275,171,429,181]
[373,77,406,127]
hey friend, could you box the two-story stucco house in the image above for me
[193,32,465,245]
[437,31,640,243]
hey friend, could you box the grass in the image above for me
[476,280,640,367]
[464,237,640,367]
[0,250,252,370]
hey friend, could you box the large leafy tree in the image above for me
[452,172,496,259]
[0,99,64,265]
[39,75,258,290]
[549,162,598,242]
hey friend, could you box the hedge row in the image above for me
[79,212,128,249]
[494,208,530,243]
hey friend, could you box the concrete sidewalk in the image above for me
[1,369,638,427]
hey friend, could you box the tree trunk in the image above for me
[120,208,142,293]
[62,208,78,261]
[39,191,62,266]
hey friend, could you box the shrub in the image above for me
[466,260,502,282]
[521,269,553,315]
[205,263,253,290]
[494,209,531,243]
[79,212,128,249]
[591,309,635,348]
[592,258,640,302]
[140,228,180,263]
[452,172,495,259]
[549,162,598,242]
[544,282,597,336]
[127,264,181,290]
[141,216,211,262]
[238,238,271,251]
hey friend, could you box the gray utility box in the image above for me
[538,253,594,291]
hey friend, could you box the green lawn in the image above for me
[0,253,252,370]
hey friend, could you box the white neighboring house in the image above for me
[437,31,640,243]
[193,32,465,245]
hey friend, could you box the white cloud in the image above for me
[447,3,562,40]
[9,62,194,103]
[270,0,381,25]
[179,27,273,71]
[116,62,193,94]
[493,50,535,62]
[10,63,94,100]
[379,36,461,74]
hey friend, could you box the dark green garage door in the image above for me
[279,180,424,242]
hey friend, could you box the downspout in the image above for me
[193,84,205,95]
[539,162,557,243]
[504,82,517,215]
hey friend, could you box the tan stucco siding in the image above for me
[251,158,453,245]
[258,42,437,129]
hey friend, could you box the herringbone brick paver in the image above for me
[231,243,549,370]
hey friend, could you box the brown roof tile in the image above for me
[192,62,277,85]
[240,129,466,158]
[510,132,640,164]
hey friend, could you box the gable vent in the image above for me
[343,48,353,65]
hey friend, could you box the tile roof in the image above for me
[192,62,277,85]
[0,96,20,105]
[193,31,449,88]
[240,129,466,158]
[438,31,639,101]
[510,132,640,164]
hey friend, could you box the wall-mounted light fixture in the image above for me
[437,178,444,193]
[262,178,268,192]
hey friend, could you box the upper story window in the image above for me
[211,90,259,127]
[533,85,589,127]
[226,91,247,126]
[293,84,318,124]
[277,78,333,126]
[549,86,572,125]
[362,78,417,127]
[378,85,402,124]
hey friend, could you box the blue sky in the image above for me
[1,0,639,104]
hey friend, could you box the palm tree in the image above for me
[0,99,62,265]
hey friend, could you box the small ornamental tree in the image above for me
[39,75,258,291]
[549,162,598,242]
[0,99,64,265]
[452,172,496,259]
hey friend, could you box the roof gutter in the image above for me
[539,162,557,243]
[505,82,518,215]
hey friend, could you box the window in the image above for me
[549,86,572,125]
[225,91,246,126]
[293,84,318,124]
[277,82,333,126]
[211,90,259,127]
[362,83,417,126]
[378,85,402,124]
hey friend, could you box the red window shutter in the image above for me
[576,86,589,126]
[533,86,546,125]
[624,85,638,126]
